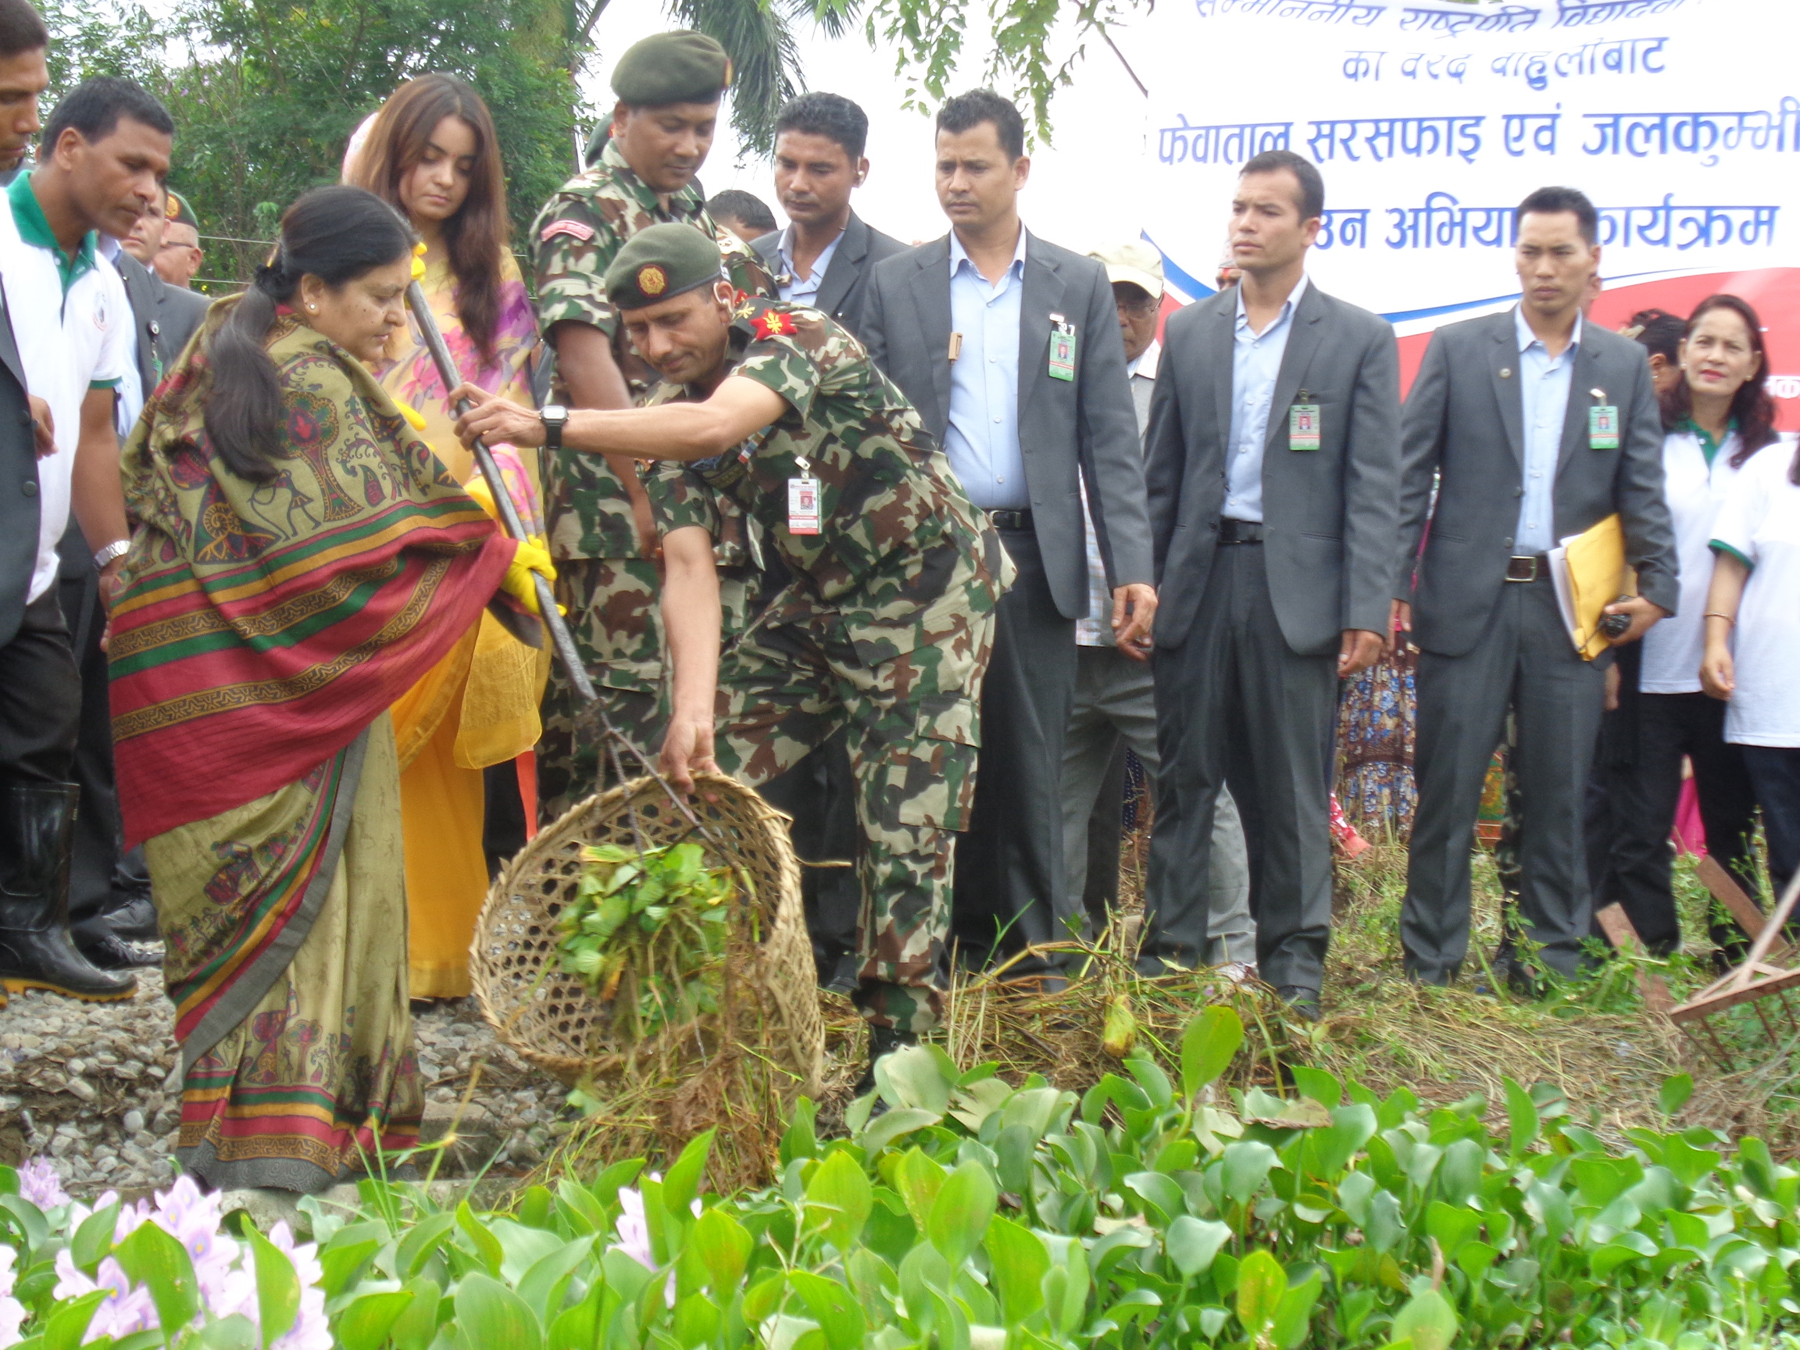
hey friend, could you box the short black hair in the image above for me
[774,91,869,163]
[1515,185,1598,245]
[936,88,1024,162]
[706,188,775,235]
[1241,150,1324,222]
[0,0,46,58]
[1627,308,1685,362]
[42,76,174,154]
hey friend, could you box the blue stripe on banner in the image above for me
[1143,232,1216,301]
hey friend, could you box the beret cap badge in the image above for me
[638,264,668,296]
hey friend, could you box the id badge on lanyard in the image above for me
[788,454,822,535]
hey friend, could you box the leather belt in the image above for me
[1218,518,1265,544]
[1505,554,1550,582]
[988,508,1034,532]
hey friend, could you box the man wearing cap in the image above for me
[452,222,1009,1081]
[151,189,203,290]
[1061,242,1255,967]
[528,28,774,820]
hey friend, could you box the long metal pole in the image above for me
[402,282,710,831]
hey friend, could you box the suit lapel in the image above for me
[1555,331,1603,477]
[1017,231,1065,452]
[813,213,865,318]
[1209,291,1236,456]
[0,276,28,397]
[1262,285,1325,453]
[912,237,953,434]
[1492,313,1525,471]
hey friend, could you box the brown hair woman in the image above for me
[346,74,548,1001]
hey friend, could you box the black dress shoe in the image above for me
[74,930,163,971]
[0,785,136,1002]
[824,952,859,997]
[854,1024,918,1098]
[1275,985,1322,1022]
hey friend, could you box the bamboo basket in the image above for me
[471,772,824,1169]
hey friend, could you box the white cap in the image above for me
[1088,240,1164,299]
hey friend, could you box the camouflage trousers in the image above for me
[711,586,995,1035]
[537,556,666,824]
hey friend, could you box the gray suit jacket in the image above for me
[1145,282,1402,654]
[753,211,908,343]
[0,275,38,648]
[115,250,209,396]
[1397,308,1677,658]
[861,229,1152,620]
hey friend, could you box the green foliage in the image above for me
[556,841,737,1045]
[39,0,582,288]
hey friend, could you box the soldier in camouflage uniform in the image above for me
[528,28,774,820]
[453,224,1011,1076]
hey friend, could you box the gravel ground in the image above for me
[0,969,571,1196]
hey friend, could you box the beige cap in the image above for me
[1089,240,1164,299]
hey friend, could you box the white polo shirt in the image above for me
[0,172,129,603]
[1710,445,1800,748]
[1638,425,1789,694]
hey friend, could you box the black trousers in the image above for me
[951,528,1077,970]
[0,587,80,788]
[1745,746,1800,905]
[755,731,862,978]
[1144,543,1337,991]
[1404,575,1605,982]
[59,562,152,927]
[1594,688,1760,954]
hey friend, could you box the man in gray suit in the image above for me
[1397,186,1677,991]
[862,88,1154,974]
[1141,150,1401,1015]
[1060,240,1254,967]
[753,92,906,343]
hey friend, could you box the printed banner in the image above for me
[1135,0,1800,419]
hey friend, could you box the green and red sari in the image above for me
[111,304,515,1191]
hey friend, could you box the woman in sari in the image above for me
[346,74,547,1001]
[110,186,544,1192]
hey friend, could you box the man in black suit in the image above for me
[750,91,909,990]
[56,184,209,970]
[1141,151,1402,1015]
[862,88,1154,975]
[753,92,907,342]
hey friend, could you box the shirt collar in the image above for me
[1514,304,1584,358]
[8,172,98,294]
[1130,338,1161,380]
[779,224,843,281]
[599,136,703,221]
[1233,273,1308,333]
[949,224,1028,280]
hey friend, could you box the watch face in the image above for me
[543,404,568,423]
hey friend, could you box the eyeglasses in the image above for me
[1115,296,1160,318]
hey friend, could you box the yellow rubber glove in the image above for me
[392,398,428,432]
[464,474,499,520]
[501,535,559,615]
[412,240,428,282]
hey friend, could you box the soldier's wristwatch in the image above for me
[540,404,568,451]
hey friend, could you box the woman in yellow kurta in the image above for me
[346,74,546,999]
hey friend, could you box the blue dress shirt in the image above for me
[1513,305,1582,554]
[1223,275,1308,523]
[776,225,843,307]
[945,227,1029,510]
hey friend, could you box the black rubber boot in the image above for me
[854,1023,919,1099]
[0,784,137,1001]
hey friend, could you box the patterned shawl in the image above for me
[110,302,515,846]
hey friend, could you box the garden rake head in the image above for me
[1668,869,1800,1072]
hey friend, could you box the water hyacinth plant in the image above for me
[5,1004,1800,1348]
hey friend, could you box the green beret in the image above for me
[605,223,727,310]
[612,30,731,108]
[164,190,197,231]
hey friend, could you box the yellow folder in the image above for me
[1550,513,1633,661]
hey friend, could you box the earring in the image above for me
[308,303,317,313]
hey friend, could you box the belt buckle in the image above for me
[1506,555,1539,583]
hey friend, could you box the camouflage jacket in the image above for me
[530,136,774,561]
[643,298,1010,665]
